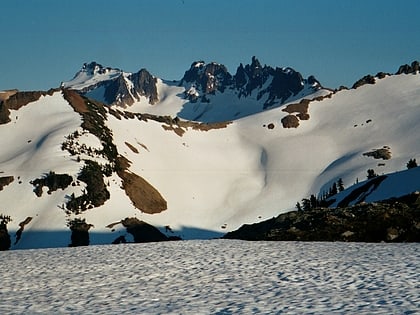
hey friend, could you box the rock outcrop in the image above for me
[181,56,322,109]
[121,217,169,243]
[224,193,420,242]
[396,61,420,75]
[0,90,56,124]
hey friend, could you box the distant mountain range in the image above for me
[62,57,325,122]
[0,57,419,249]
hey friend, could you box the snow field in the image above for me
[0,240,418,314]
[0,92,84,235]
[1,71,420,248]
[107,114,267,234]
[105,72,420,237]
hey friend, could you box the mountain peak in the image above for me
[79,61,121,76]
[181,61,232,95]
[63,63,158,106]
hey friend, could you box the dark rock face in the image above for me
[263,67,305,108]
[181,61,233,94]
[103,75,131,105]
[396,61,420,75]
[281,114,300,128]
[236,56,270,97]
[351,60,419,90]
[121,217,169,243]
[73,62,159,107]
[129,69,158,104]
[224,193,420,242]
[99,68,158,106]
[181,56,322,108]
[352,75,376,89]
[0,176,14,191]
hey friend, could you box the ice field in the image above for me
[0,240,419,314]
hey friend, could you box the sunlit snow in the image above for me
[0,240,418,314]
[0,70,419,249]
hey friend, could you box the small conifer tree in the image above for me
[367,169,377,179]
[407,158,418,169]
[337,178,345,192]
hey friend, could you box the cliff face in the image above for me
[180,56,322,108]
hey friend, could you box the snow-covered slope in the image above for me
[0,61,419,249]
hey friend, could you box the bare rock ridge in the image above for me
[64,62,158,106]
[352,60,420,89]
[180,56,322,108]
[65,57,322,111]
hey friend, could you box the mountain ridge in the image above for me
[62,57,326,123]
[0,58,419,249]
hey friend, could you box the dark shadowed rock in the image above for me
[0,176,14,191]
[67,62,159,107]
[103,75,131,105]
[181,61,232,94]
[129,69,158,104]
[396,61,420,75]
[281,114,300,128]
[181,57,322,110]
[352,75,376,89]
[224,193,420,242]
[121,217,169,243]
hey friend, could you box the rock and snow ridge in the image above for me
[63,57,327,123]
[0,58,419,249]
[62,62,158,107]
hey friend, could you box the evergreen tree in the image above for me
[331,182,338,195]
[337,178,345,192]
[296,202,302,211]
[301,198,311,211]
[310,194,318,209]
[367,169,377,179]
[407,158,418,169]
[0,214,12,251]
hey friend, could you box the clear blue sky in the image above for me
[1,0,419,91]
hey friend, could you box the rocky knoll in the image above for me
[223,193,420,242]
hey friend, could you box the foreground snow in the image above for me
[0,240,418,314]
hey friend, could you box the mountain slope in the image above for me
[0,59,419,249]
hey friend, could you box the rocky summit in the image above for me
[62,62,158,106]
[180,56,322,108]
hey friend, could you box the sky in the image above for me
[1,0,420,91]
